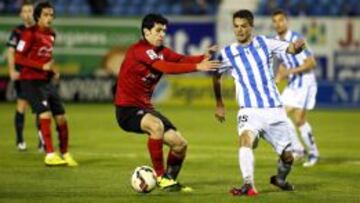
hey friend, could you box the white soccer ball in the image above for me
[131,166,157,193]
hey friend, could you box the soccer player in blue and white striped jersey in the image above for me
[272,10,319,167]
[213,9,306,196]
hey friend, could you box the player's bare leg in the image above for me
[270,148,295,191]
[163,130,192,192]
[141,113,180,191]
[39,111,66,166]
[293,109,319,167]
[230,130,258,196]
[285,106,305,160]
[163,129,187,179]
[14,99,28,151]
[54,114,77,166]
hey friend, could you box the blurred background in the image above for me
[0,0,359,108]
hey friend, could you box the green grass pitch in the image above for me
[0,103,360,203]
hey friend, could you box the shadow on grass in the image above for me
[260,181,321,195]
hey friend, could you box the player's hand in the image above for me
[9,70,20,80]
[49,68,60,80]
[43,60,54,71]
[215,105,225,123]
[294,38,305,51]
[196,57,221,72]
[51,67,60,80]
[204,45,218,58]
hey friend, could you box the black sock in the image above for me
[166,152,184,180]
[14,111,25,144]
[277,159,292,182]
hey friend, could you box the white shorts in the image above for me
[237,108,292,155]
[281,84,317,110]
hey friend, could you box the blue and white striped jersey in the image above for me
[274,30,316,88]
[218,35,289,108]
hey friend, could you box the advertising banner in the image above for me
[0,17,215,76]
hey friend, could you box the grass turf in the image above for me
[0,103,360,203]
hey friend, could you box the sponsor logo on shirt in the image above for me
[146,49,159,60]
[16,40,26,52]
[38,46,53,57]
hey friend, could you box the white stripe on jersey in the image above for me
[275,30,316,88]
[219,35,289,108]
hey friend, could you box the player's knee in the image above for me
[281,151,294,164]
[16,101,27,113]
[293,112,306,127]
[239,131,254,148]
[39,111,52,119]
[55,115,67,125]
[149,120,164,137]
[294,118,305,127]
[173,140,187,155]
[170,133,188,154]
[177,138,188,154]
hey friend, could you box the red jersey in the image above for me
[15,25,55,80]
[115,39,204,109]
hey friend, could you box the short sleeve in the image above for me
[16,29,33,54]
[264,37,289,55]
[6,29,20,48]
[217,49,232,74]
[293,34,313,59]
[133,46,161,66]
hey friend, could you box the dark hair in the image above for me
[21,0,33,8]
[141,13,168,37]
[233,9,254,27]
[33,1,54,22]
[272,9,288,18]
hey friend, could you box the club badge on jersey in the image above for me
[146,49,163,60]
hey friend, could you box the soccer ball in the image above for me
[131,166,157,193]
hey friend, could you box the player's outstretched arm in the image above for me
[286,38,305,54]
[196,57,221,72]
[152,57,220,74]
[212,72,225,123]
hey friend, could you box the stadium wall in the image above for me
[0,16,359,108]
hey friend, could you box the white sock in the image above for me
[299,122,319,157]
[239,147,254,185]
[285,117,304,152]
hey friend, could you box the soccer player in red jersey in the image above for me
[6,1,43,151]
[115,13,220,192]
[15,2,77,167]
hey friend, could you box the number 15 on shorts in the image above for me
[238,115,248,123]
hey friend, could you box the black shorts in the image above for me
[14,80,26,100]
[20,80,65,115]
[115,106,176,134]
